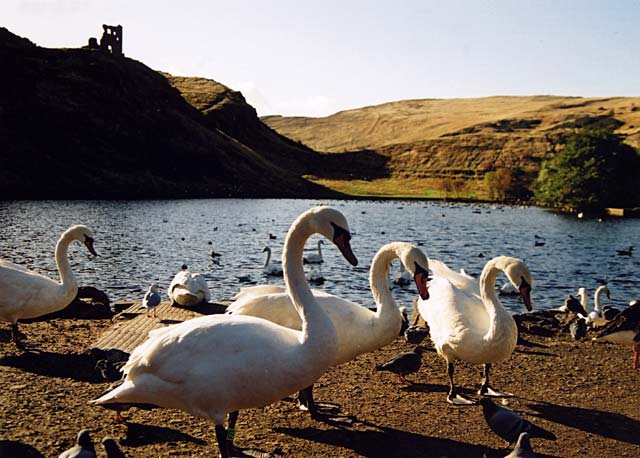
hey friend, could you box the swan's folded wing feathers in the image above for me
[427,258,479,294]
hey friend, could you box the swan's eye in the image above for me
[519,276,531,292]
[330,222,351,242]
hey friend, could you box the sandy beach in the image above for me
[1,307,639,458]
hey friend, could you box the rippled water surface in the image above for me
[1,199,638,313]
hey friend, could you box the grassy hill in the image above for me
[263,96,640,199]
[0,28,338,199]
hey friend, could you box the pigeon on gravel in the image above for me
[480,398,556,445]
[59,430,96,458]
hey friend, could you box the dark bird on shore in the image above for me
[404,325,429,344]
[101,437,126,458]
[569,317,587,340]
[616,246,634,256]
[602,305,621,321]
[269,233,277,240]
[504,432,537,458]
[557,294,587,315]
[480,398,556,445]
[375,346,426,384]
[95,359,125,382]
[592,300,640,370]
[59,430,96,458]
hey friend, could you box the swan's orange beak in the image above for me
[519,278,532,311]
[84,236,98,256]
[331,223,358,266]
[414,263,430,300]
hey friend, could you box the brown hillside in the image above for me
[263,96,640,197]
[0,28,337,199]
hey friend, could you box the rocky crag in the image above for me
[0,28,338,199]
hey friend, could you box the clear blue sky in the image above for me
[3,0,639,117]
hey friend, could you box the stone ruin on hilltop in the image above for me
[85,24,123,56]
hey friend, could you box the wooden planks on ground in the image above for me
[92,301,227,354]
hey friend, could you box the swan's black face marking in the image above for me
[519,276,532,311]
[413,262,430,300]
[331,222,358,266]
[83,235,98,256]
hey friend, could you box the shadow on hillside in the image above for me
[315,149,390,180]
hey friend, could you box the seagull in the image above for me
[480,398,556,445]
[504,432,537,458]
[375,346,426,384]
[59,430,96,458]
[101,437,126,458]
[141,284,161,318]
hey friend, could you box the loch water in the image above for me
[1,199,638,314]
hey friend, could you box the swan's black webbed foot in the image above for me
[228,444,280,458]
[478,385,514,398]
[447,390,478,406]
[313,401,341,415]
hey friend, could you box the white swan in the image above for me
[305,265,325,284]
[168,266,210,307]
[226,241,430,415]
[585,285,611,327]
[303,240,324,264]
[91,206,358,458]
[418,256,533,405]
[262,246,283,277]
[392,261,412,286]
[0,225,97,348]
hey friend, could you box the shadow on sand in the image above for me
[527,401,640,445]
[0,350,103,383]
[0,440,44,458]
[122,422,207,447]
[275,420,504,458]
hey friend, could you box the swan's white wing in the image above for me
[96,314,328,424]
[0,259,31,273]
[428,258,479,295]
[0,265,68,320]
[232,284,286,301]
[418,276,489,363]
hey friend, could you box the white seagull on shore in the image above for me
[141,283,161,317]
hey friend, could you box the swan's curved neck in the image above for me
[479,260,511,336]
[370,244,402,319]
[578,289,587,308]
[282,220,334,344]
[55,232,77,292]
[594,286,606,311]
[263,249,271,268]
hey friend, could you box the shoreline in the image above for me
[1,305,639,457]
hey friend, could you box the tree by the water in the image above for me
[534,128,640,210]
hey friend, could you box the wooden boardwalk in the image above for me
[92,301,228,354]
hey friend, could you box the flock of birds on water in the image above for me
[0,206,638,458]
